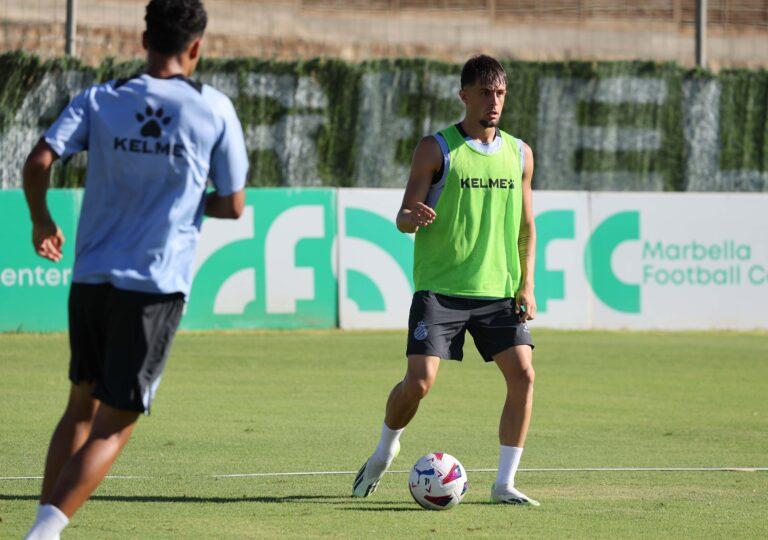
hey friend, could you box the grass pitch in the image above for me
[1,330,767,538]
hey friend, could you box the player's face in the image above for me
[461,80,507,128]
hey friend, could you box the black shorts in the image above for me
[406,290,534,362]
[68,283,184,414]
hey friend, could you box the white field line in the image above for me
[211,467,768,478]
[2,467,765,481]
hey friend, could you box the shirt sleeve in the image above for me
[209,95,248,196]
[44,88,91,160]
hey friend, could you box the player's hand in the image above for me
[515,286,536,322]
[32,219,65,262]
[407,202,436,227]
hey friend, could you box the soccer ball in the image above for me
[408,452,468,510]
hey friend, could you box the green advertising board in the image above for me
[185,189,337,329]
[3,188,767,332]
[0,189,337,332]
[0,189,82,331]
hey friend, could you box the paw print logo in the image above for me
[136,105,171,138]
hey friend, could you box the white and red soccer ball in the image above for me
[408,452,468,510]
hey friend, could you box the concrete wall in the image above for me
[1,1,767,68]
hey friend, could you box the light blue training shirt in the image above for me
[44,73,248,297]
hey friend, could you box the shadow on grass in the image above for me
[0,494,349,504]
[340,506,422,512]
[0,494,502,508]
[0,495,454,507]
[340,501,503,511]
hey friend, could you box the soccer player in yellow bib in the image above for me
[353,55,539,506]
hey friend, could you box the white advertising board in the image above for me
[337,191,768,331]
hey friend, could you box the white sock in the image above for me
[25,504,69,540]
[496,445,524,489]
[372,422,404,464]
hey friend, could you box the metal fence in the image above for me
[303,0,768,29]
[1,0,767,67]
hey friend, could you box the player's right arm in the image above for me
[396,136,442,234]
[23,139,64,262]
[23,87,92,262]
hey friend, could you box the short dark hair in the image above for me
[460,55,507,89]
[145,0,208,55]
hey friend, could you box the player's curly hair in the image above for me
[460,55,507,89]
[144,0,208,55]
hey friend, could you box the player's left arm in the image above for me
[205,93,248,220]
[515,142,536,321]
[205,191,245,219]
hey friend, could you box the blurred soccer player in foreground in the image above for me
[22,1,247,537]
[353,55,539,506]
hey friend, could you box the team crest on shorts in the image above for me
[414,321,428,341]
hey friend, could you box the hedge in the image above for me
[1,51,766,191]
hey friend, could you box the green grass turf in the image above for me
[1,330,767,538]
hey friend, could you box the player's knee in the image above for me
[403,376,433,400]
[522,365,535,386]
[88,406,139,442]
[89,421,135,446]
[508,364,534,387]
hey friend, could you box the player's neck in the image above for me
[459,120,497,144]
[145,53,191,79]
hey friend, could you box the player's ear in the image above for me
[188,38,202,61]
[141,31,148,51]
[458,88,468,105]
